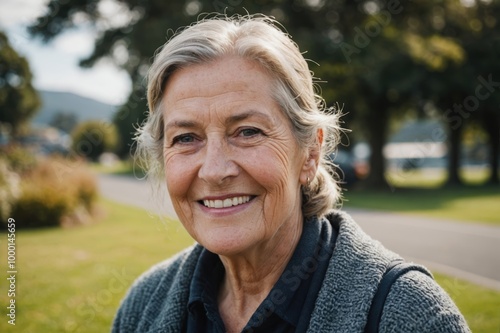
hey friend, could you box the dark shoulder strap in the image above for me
[364,260,432,333]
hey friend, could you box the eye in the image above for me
[172,133,196,145]
[238,127,262,137]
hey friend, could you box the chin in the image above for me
[199,228,256,257]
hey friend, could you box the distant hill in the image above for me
[32,90,119,125]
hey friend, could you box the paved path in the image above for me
[98,174,500,291]
[350,209,500,291]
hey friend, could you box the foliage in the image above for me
[0,31,40,134]
[49,111,79,133]
[11,176,76,228]
[414,0,500,185]
[28,0,500,187]
[72,166,98,211]
[0,143,37,173]
[0,159,20,220]
[7,157,98,229]
[71,121,118,161]
[113,84,147,158]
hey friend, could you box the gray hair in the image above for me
[136,14,342,218]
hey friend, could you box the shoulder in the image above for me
[310,211,401,331]
[130,244,201,291]
[323,209,401,267]
[112,245,203,332]
[326,209,471,332]
[311,211,470,332]
[381,267,471,332]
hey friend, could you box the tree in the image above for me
[113,83,147,158]
[25,0,420,188]
[0,31,40,135]
[466,0,500,185]
[49,111,79,133]
[309,1,464,188]
[71,121,118,161]
[28,0,202,158]
[417,0,500,185]
[29,0,498,188]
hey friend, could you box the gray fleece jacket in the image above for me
[112,210,471,332]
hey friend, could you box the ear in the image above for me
[299,129,323,185]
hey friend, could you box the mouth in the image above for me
[200,195,253,209]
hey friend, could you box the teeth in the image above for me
[203,196,251,209]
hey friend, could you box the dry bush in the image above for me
[0,159,21,221]
[0,144,37,174]
[72,168,98,211]
[9,157,98,229]
[11,178,76,228]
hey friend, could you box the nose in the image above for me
[198,138,239,185]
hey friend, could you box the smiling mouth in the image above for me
[201,196,252,209]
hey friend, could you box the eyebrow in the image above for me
[224,110,273,126]
[164,119,199,132]
[164,110,273,132]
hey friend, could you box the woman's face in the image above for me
[161,56,310,256]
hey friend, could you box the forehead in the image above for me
[161,56,276,109]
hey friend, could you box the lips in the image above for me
[202,195,252,209]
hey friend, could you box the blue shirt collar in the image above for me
[187,215,336,331]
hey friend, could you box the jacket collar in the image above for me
[140,210,399,333]
[307,210,398,332]
[140,245,203,333]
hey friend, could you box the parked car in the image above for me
[327,149,368,187]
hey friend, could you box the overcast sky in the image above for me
[0,0,131,105]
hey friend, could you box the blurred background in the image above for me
[0,0,499,332]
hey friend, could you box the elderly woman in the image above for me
[112,15,470,333]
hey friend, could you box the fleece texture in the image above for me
[112,210,471,333]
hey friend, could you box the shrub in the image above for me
[11,178,76,228]
[0,159,20,221]
[8,157,99,229]
[71,121,118,162]
[72,167,98,211]
[0,144,37,174]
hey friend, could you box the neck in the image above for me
[217,216,303,330]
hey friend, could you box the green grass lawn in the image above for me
[0,199,193,333]
[343,185,500,225]
[343,167,500,226]
[1,199,498,332]
[435,274,500,333]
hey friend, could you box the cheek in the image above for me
[164,154,197,199]
[250,143,301,185]
[248,146,303,212]
[243,150,296,200]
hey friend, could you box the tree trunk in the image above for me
[363,102,390,189]
[482,111,500,185]
[446,122,463,186]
